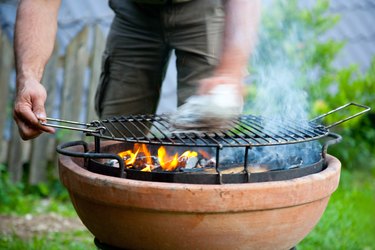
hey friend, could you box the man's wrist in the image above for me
[214,63,248,80]
[16,66,43,82]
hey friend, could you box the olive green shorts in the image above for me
[95,0,225,119]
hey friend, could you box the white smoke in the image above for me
[245,2,322,167]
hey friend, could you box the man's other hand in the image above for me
[13,77,55,140]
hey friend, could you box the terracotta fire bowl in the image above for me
[59,144,341,250]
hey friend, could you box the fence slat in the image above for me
[28,42,60,184]
[60,26,90,142]
[0,30,26,183]
[87,25,105,122]
[0,29,13,164]
[7,124,24,182]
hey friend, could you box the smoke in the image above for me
[245,0,322,167]
[251,61,309,122]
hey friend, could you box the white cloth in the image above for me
[170,84,243,131]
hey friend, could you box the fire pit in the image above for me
[59,145,340,250]
[50,103,369,249]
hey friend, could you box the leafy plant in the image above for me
[0,164,75,216]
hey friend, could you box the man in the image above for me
[13,0,260,140]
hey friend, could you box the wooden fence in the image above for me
[0,24,106,184]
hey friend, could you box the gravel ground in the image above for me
[0,213,86,239]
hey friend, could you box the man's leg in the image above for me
[95,1,171,119]
[169,0,226,105]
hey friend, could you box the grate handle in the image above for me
[310,102,371,129]
[322,133,342,158]
[40,117,105,133]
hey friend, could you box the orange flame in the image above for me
[118,148,139,167]
[158,146,179,171]
[118,144,207,172]
[179,151,198,161]
[141,143,152,166]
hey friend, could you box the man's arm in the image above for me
[13,0,61,140]
[198,0,261,95]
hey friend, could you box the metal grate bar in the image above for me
[141,115,173,144]
[256,119,310,141]
[226,126,261,145]
[272,119,321,138]
[127,115,156,142]
[112,117,135,140]
[99,120,117,139]
[239,116,323,143]
[155,115,199,145]
[235,117,282,144]
[153,115,212,146]
[214,131,245,145]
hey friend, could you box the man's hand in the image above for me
[13,76,55,140]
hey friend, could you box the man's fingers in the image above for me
[13,78,55,140]
[13,103,54,140]
[33,100,55,134]
[16,120,43,140]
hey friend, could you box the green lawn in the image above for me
[0,168,374,250]
[299,169,375,250]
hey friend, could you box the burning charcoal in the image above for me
[197,159,206,168]
[185,156,199,169]
[107,159,119,168]
[133,156,159,170]
[197,158,216,168]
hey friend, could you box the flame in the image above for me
[118,148,139,167]
[118,144,207,172]
[179,151,198,161]
[158,146,179,171]
[141,165,152,172]
[141,143,152,165]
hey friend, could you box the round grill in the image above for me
[90,114,329,147]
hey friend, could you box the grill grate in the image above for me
[42,102,370,148]
[91,114,329,147]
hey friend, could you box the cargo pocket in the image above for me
[95,51,111,118]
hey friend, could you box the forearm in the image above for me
[215,0,261,78]
[14,0,61,82]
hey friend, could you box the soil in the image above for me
[0,213,86,239]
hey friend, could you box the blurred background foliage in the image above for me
[247,0,375,171]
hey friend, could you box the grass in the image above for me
[0,166,374,249]
[299,169,375,249]
[0,231,94,250]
